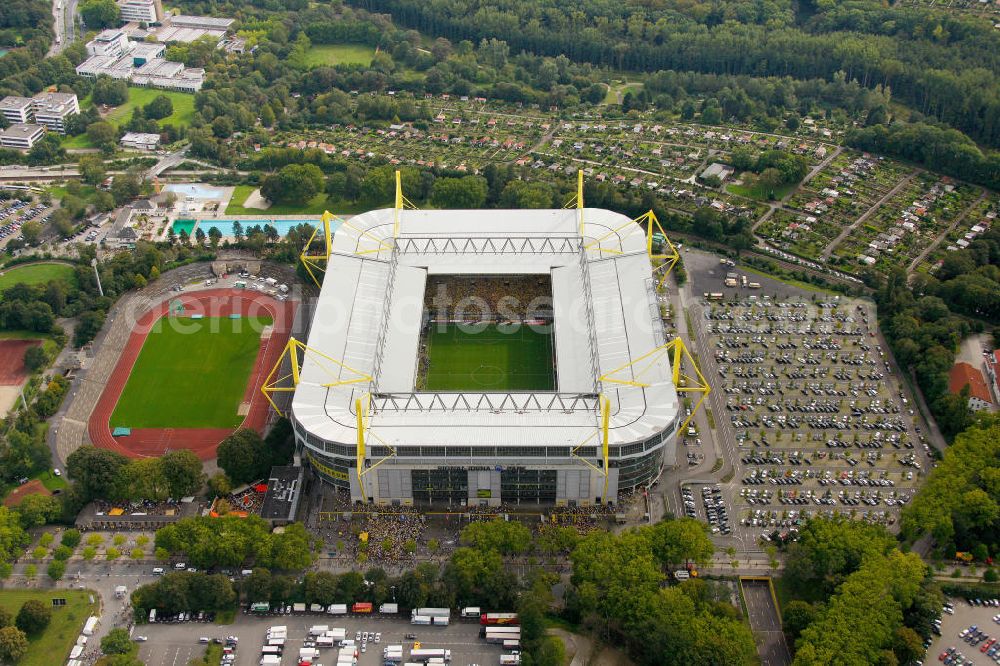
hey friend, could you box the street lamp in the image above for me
[91,257,103,296]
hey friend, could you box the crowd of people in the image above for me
[423,275,553,319]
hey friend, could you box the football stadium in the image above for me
[270,176,706,506]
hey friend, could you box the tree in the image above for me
[111,173,142,205]
[144,95,173,120]
[80,0,120,28]
[15,493,60,527]
[79,155,107,185]
[499,180,554,208]
[86,120,117,151]
[649,517,715,569]
[430,176,488,209]
[15,600,51,635]
[67,446,129,501]
[0,626,28,663]
[47,559,66,580]
[59,527,80,548]
[260,164,324,206]
[459,520,532,555]
[304,571,339,606]
[782,600,818,643]
[242,568,272,602]
[22,345,47,373]
[101,627,133,655]
[207,226,222,249]
[20,220,42,245]
[207,472,232,498]
[159,450,204,498]
[217,429,270,484]
[784,517,896,596]
[0,608,11,629]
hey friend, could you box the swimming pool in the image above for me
[195,218,333,238]
[163,183,227,200]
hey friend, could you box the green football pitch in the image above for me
[110,316,270,428]
[423,323,555,391]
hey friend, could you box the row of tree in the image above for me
[65,446,205,504]
[154,515,313,570]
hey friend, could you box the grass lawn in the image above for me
[0,589,99,666]
[34,469,68,491]
[0,262,78,291]
[422,323,555,391]
[110,316,270,428]
[48,184,99,204]
[103,87,196,128]
[603,81,644,104]
[302,44,375,68]
[62,133,95,149]
[225,190,332,216]
[727,181,799,202]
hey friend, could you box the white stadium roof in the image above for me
[291,207,679,449]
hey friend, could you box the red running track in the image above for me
[88,288,297,460]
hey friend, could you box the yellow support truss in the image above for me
[583,209,680,285]
[599,337,710,437]
[260,337,373,416]
[300,210,342,288]
[393,169,418,238]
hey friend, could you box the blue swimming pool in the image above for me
[195,218,334,237]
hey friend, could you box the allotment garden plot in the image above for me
[700,296,928,542]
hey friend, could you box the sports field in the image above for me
[423,323,555,391]
[110,316,270,428]
[0,262,77,291]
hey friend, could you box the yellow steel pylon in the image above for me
[260,337,373,416]
[392,169,418,239]
[570,394,612,504]
[300,210,341,288]
[562,170,585,237]
[355,392,397,501]
[599,337,710,437]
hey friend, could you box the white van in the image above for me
[174,562,186,570]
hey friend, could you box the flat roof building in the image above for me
[76,32,204,92]
[118,0,163,23]
[0,123,46,150]
[120,131,161,150]
[0,96,34,125]
[32,92,80,134]
[260,467,304,525]
[87,29,132,58]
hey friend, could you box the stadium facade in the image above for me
[287,204,684,506]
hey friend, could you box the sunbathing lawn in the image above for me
[0,589,99,666]
[225,190,334,216]
[302,44,375,68]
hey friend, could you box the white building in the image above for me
[118,0,163,23]
[86,29,132,58]
[290,207,682,506]
[76,32,205,92]
[120,132,161,150]
[0,96,33,125]
[0,124,46,150]
[32,92,80,134]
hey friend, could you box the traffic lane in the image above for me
[742,580,792,666]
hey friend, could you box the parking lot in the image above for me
[927,598,1000,665]
[676,250,931,549]
[0,197,53,247]
[137,612,507,666]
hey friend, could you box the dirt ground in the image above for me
[548,628,636,666]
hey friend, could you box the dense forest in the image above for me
[350,0,1000,149]
[0,0,53,53]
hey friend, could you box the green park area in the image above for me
[224,185,334,216]
[0,589,99,666]
[727,180,799,202]
[110,316,270,428]
[0,262,77,291]
[302,44,376,68]
[104,87,196,128]
[422,323,556,391]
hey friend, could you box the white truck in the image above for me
[299,647,318,661]
[431,616,449,626]
[379,603,399,614]
[327,604,348,615]
[259,656,281,666]
[316,635,335,647]
[82,617,98,636]
[460,607,480,619]
[500,655,521,665]
[411,615,432,625]
[308,624,330,636]
[325,627,347,642]
[310,603,325,613]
